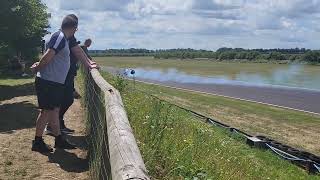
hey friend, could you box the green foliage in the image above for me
[218,51,236,60]
[303,51,320,63]
[154,49,216,59]
[100,72,320,179]
[122,87,318,179]
[90,48,155,57]
[113,74,128,93]
[0,0,49,63]
[91,48,320,64]
[267,52,286,60]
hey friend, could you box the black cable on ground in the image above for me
[122,75,320,174]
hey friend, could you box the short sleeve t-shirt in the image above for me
[36,31,70,84]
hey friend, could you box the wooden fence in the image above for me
[84,68,149,180]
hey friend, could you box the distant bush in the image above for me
[89,48,320,64]
[302,51,320,63]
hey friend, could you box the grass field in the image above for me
[100,71,320,179]
[130,80,320,155]
[95,56,289,76]
[96,57,320,155]
[95,57,320,84]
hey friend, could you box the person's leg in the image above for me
[59,76,75,133]
[32,77,54,153]
[59,99,73,129]
[35,110,50,137]
[53,107,76,149]
[32,109,54,153]
[47,78,74,134]
[42,107,75,149]
[50,107,61,136]
[46,101,70,135]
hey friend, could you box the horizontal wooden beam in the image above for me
[90,69,149,180]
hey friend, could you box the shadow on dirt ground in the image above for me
[0,101,38,133]
[0,82,35,101]
[48,148,89,173]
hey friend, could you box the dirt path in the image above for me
[0,86,89,180]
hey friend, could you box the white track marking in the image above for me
[132,79,320,116]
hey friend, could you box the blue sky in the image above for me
[41,0,320,50]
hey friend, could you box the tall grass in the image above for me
[102,71,319,179]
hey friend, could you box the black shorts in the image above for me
[35,77,64,110]
[61,74,75,107]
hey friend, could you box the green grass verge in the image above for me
[100,70,320,155]
[133,81,320,155]
[0,78,33,87]
[95,56,320,77]
[101,71,320,179]
[0,64,33,85]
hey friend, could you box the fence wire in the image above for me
[80,68,150,180]
[81,67,111,180]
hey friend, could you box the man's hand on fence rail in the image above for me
[88,60,100,70]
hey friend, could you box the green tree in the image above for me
[0,0,49,65]
[268,52,285,60]
[218,51,236,60]
[303,51,320,63]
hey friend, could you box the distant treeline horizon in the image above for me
[89,47,320,63]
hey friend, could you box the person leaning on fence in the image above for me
[73,38,93,97]
[72,38,93,99]
[46,14,97,135]
[81,38,92,59]
[30,15,97,153]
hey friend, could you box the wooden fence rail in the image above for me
[89,69,149,180]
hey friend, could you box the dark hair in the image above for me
[61,15,78,30]
[84,39,92,45]
[67,14,78,23]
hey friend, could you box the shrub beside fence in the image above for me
[80,67,149,180]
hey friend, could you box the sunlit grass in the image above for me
[101,72,320,179]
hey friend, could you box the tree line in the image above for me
[0,0,48,66]
[90,48,155,57]
[89,48,320,63]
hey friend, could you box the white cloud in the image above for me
[41,0,320,50]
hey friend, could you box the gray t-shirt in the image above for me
[37,31,70,84]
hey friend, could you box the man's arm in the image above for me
[30,49,56,72]
[81,46,92,60]
[71,45,97,69]
[31,31,67,72]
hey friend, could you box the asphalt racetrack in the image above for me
[136,78,320,115]
[103,67,320,115]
